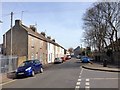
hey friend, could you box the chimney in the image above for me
[15,20,22,26]
[47,36,51,40]
[52,39,55,42]
[30,25,37,32]
[41,32,46,37]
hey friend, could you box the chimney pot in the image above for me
[15,20,22,25]
[41,32,46,37]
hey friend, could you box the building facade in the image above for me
[0,44,3,54]
[3,20,65,65]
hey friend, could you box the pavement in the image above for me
[82,62,120,72]
[0,73,15,85]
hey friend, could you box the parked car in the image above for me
[76,55,82,59]
[16,59,43,77]
[54,57,63,64]
[61,57,66,62]
[64,55,71,60]
[66,55,71,60]
[81,56,90,63]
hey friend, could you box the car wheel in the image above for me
[31,70,35,77]
[40,67,43,73]
[15,74,18,79]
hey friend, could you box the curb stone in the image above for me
[82,65,120,72]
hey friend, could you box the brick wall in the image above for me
[3,26,28,56]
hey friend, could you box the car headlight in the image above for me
[15,69,17,72]
[25,67,32,71]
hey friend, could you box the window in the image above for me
[34,60,40,64]
[31,38,34,47]
[31,53,34,59]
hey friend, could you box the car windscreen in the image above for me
[19,61,33,67]
[55,58,59,60]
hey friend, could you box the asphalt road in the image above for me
[75,64,119,90]
[2,58,119,90]
[2,58,82,89]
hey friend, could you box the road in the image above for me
[75,67,119,90]
[2,58,119,90]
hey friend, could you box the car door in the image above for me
[34,60,41,72]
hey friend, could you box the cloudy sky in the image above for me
[1,2,94,49]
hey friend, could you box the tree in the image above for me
[68,48,74,55]
[83,2,120,52]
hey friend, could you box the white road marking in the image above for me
[75,86,80,88]
[78,79,81,82]
[75,67,84,89]
[85,86,90,88]
[0,80,16,86]
[86,79,90,81]
[80,68,84,75]
[85,82,90,86]
[76,82,81,85]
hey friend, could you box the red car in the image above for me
[63,55,71,60]
[61,57,66,62]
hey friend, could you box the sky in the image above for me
[0,2,94,49]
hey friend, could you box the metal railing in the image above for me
[0,55,18,73]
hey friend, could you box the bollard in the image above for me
[103,59,107,67]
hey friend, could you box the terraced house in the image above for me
[3,20,66,65]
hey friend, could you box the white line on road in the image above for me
[0,80,16,86]
[85,79,90,90]
[85,86,90,88]
[75,67,84,89]
[76,82,81,85]
[86,79,90,81]
[80,68,84,75]
[75,86,80,88]
[85,82,90,86]
[78,79,81,82]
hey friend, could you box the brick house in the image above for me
[3,20,66,65]
[0,44,3,54]
[46,36,65,63]
[3,20,48,65]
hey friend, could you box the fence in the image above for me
[0,55,18,73]
[93,51,120,65]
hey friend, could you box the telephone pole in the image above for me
[21,11,24,21]
[0,20,3,23]
[11,12,13,57]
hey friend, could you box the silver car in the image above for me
[54,57,63,64]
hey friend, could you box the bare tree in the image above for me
[82,2,120,52]
[68,47,74,55]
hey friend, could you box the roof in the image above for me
[22,24,47,42]
[4,20,66,49]
[74,46,80,51]
[21,23,65,49]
